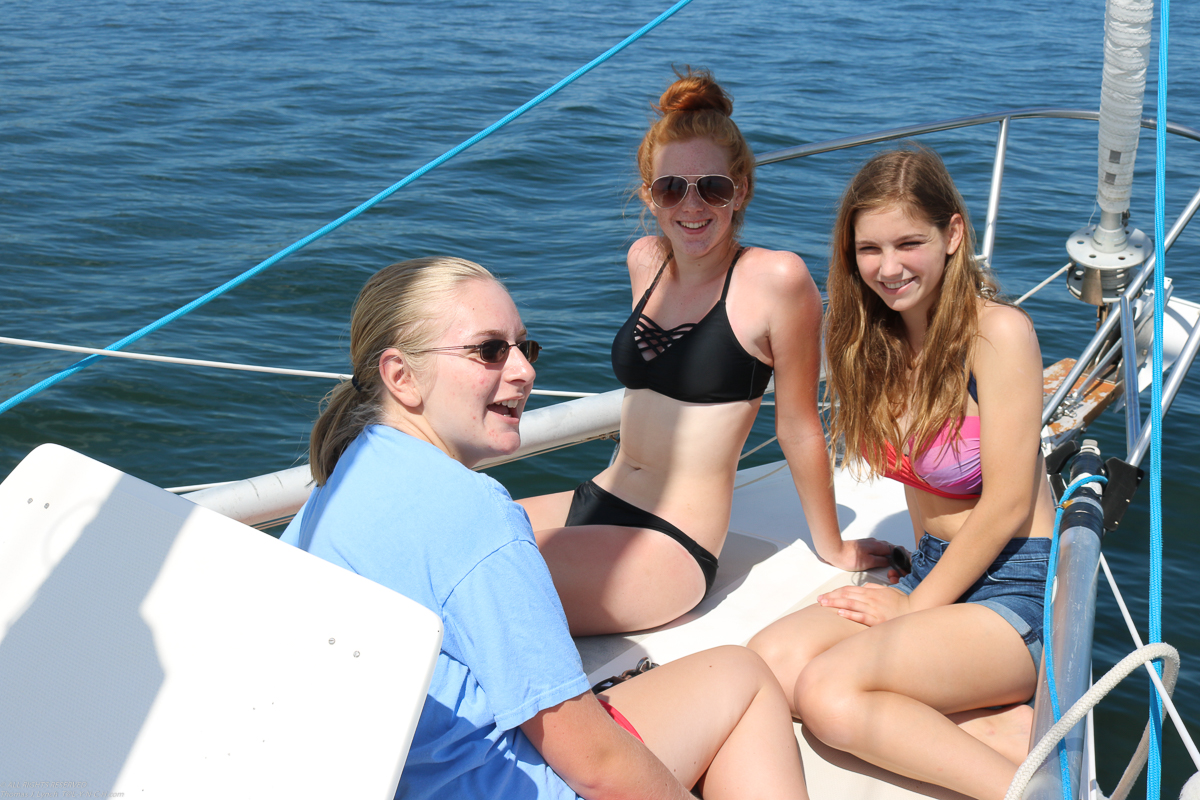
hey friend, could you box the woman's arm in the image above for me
[766,251,892,571]
[521,692,695,800]
[904,304,1047,610]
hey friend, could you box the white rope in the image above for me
[1014,263,1072,306]
[1005,643,1180,800]
[0,335,352,379]
[739,436,779,461]
[1100,555,1200,770]
[733,461,789,489]
[0,336,596,397]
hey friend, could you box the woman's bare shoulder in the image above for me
[975,301,1041,368]
[739,246,814,297]
[978,301,1038,343]
[625,236,667,292]
[627,235,664,269]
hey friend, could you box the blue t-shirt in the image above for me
[282,425,591,799]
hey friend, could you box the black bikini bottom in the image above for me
[566,479,719,594]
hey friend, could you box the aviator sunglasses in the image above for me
[649,174,738,209]
[414,339,541,364]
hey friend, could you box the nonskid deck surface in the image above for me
[577,461,965,799]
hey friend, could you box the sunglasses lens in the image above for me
[697,176,736,207]
[650,176,688,208]
[476,340,510,363]
[517,340,540,364]
[474,340,539,363]
[650,176,735,208]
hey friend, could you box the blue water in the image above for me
[4,0,1199,791]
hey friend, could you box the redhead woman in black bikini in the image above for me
[519,68,894,635]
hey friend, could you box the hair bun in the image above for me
[655,67,733,117]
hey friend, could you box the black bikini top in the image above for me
[611,248,773,403]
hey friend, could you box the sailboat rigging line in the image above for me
[0,0,696,418]
[1148,0,1170,793]
[753,107,1200,167]
[0,336,596,398]
[738,435,779,461]
[1099,554,1200,769]
[1013,263,1071,306]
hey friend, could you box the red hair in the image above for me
[636,67,755,241]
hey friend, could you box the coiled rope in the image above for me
[0,0,695,418]
[1005,643,1180,800]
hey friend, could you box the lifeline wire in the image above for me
[0,336,596,397]
[0,0,696,418]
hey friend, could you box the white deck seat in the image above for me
[0,444,441,800]
[577,460,967,799]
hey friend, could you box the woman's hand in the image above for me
[817,537,900,581]
[817,582,912,626]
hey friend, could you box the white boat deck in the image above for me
[578,460,973,799]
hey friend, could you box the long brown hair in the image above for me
[636,67,755,244]
[308,256,497,485]
[824,145,1000,477]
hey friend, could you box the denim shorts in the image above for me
[894,533,1051,669]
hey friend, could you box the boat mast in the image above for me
[1065,0,1154,306]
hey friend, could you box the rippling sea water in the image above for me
[4,0,1199,791]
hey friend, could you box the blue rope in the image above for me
[1148,0,1169,795]
[0,0,697,418]
[1042,473,1108,800]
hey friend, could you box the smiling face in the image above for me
[400,279,535,468]
[853,204,964,328]
[644,137,747,262]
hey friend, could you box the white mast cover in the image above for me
[1097,0,1154,214]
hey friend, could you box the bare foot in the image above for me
[950,704,1034,765]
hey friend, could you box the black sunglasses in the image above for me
[649,174,738,209]
[414,339,540,364]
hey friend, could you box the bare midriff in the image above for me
[913,452,1057,543]
[590,387,761,558]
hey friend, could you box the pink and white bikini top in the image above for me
[882,374,982,500]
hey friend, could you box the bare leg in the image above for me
[751,603,1035,779]
[536,523,707,635]
[950,704,1034,766]
[794,604,1036,800]
[517,490,574,530]
[748,602,867,714]
[519,489,708,635]
[604,646,808,800]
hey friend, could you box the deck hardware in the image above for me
[1101,457,1143,532]
[1065,223,1150,305]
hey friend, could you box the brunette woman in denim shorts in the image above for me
[750,146,1055,800]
